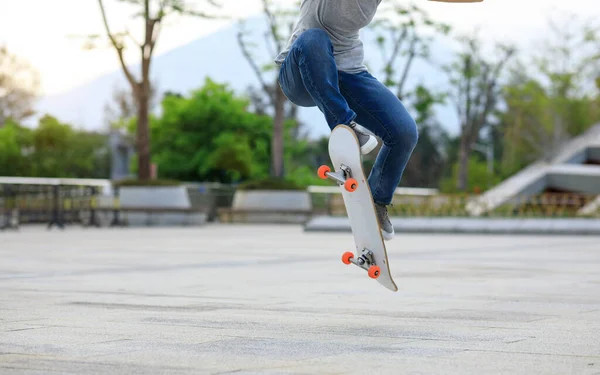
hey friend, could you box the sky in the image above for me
[1,0,599,96]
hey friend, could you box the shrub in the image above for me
[237,177,304,191]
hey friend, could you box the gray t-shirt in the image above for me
[275,0,382,74]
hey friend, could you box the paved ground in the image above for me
[1,225,599,374]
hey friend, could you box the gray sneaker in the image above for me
[375,203,394,241]
[349,121,378,155]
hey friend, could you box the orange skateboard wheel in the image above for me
[368,265,381,279]
[317,165,331,179]
[342,251,354,265]
[344,178,358,192]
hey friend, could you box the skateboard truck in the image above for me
[317,164,359,192]
[342,249,381,279]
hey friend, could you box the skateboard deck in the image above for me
[318,125,398,292]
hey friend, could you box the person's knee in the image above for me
[277,77,316,108]
[408,121,419,149]
[289,92,316,107]
[295,28,332,51]
[387,117,419,150]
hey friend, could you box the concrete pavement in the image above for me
[1,225,599,374]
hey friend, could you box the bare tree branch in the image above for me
[396,31,417,99]
[98,0,138,90]
[388,27,407,71]
[237,28,275,106]
[371,1,450,103]
[264,30,276,59]
[262,0,283,53]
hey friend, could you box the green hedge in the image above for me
[113,179,182,187]
[237,177,305,191]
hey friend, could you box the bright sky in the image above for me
[1,0,599,96]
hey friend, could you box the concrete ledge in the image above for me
[221,190,312,224]
[304,216,600,235]
[119,186,191,209]
[110,186,206,227]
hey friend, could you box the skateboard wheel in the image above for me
[368,265,381,279]
[344,178,358,192]
[342,251,354,265]
[317,165,331,179]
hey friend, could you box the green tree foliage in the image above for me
[30,116,74,177]
[440,156,503,194]
[150,79,272,183]
[120,78,322,186]
[0,116,109,178]
[0,120,33,176]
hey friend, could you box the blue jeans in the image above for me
[278,28,418,205]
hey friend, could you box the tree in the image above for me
[237,0,300,178]
[0,46,39,125]
[499,15,600,175]
[30,115,110,178]
[444,34,515,191]
[150,78,273,183]
[367,2,451,188]
[94,0,221,180]
[401,85,450,187]
[440,155,503,193]
[0,116,109,178]
[103,82,157,128]
[370,1,451,101]
[0,120,33,176]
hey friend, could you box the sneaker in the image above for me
[349,121,378,155]
[375,203,394,241]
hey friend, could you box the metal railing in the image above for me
[0,183,105,229]
[0,181,237,230]
[308,190,600,218]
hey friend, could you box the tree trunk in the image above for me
[136,86,151,181]
[272,84,286,178]
[456,133,470,192]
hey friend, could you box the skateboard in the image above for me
[317,125,398,292]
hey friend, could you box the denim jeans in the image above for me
[278,28,418,205]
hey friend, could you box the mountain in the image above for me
[35,17,458,139]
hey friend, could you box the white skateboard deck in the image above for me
[327,125,398,292]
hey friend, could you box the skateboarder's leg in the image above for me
[339,70,418,205]
[278,29,378,154]
[277,28,356,128]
